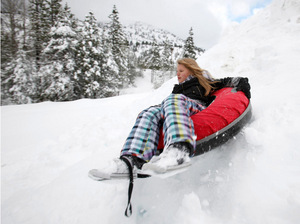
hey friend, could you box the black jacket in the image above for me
[172,77,234,106]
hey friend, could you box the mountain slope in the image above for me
[2,0,300,223]
[124,21,185,46]
[123,21,205,60]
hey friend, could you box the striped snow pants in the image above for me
[120,94,205,162]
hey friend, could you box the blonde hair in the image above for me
[177,58,218,96]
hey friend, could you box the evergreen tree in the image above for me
[148,38,176,89]
[47,0,63,26]
[99,26,121,96]
[20,0,30,51]
[39,5,78,101]
[1,0,23,61]
[161,39,176,80]
[62,3,79,31]
[126,47,143,85]
[75,12,119,98]
[161,38,174,71]
[152,70,165,89]
[108,5,130,86]
[28,0,64,101]
[2,50,37,104]
[28,0,50,68]
[143,38,161,70]
[1,0,31,104]
[96,23,121,97]
[183,27,197,60]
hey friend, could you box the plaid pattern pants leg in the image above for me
[161,94,205,155]
[120,94,205,162]
[121,105,162,161]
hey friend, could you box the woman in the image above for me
[89,58,251,179]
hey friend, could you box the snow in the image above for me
[53,26,76,37]
[119,69,161,95]
[2,0,300,223]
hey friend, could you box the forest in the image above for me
[1,0,204,105]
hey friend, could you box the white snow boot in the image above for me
[142,142,193,173]
[88,156,137,181]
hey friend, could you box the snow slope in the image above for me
[2,0,300,223]
[119,69,154,95]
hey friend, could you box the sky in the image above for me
[61,0,273,49]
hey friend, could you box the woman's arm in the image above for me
[214,77,251,99]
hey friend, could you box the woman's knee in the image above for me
[137,106,161,119]
[163,94,187,106]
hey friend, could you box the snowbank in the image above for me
[2,0,300,223]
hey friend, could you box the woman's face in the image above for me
[177,64,192,83]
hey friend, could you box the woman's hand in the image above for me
[235,77,251,99]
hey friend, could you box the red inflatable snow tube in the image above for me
[157,87,250,154]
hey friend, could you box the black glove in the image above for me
[235,77,251,99]
[214,77,251,99]
[214,77,232,89]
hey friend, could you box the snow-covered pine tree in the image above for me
[39,4,78,101]
[74,12,119,99]
[28,0,51,68]
[1,0,23,61]
[97,24,120,97]
[108,5,131,87]
[20,0,30,51]
[2,49,37,104]
[161,38,175,71]
[62,3,79,31]
[161,38,176,81]
[140,37,162,70]
[138,37,164,88]
[74,12,101,98]
[1,0,27,104]
[126,46,143,85]
[183,27,197,60]
[28,0,66,101]
[47,0,63,26]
